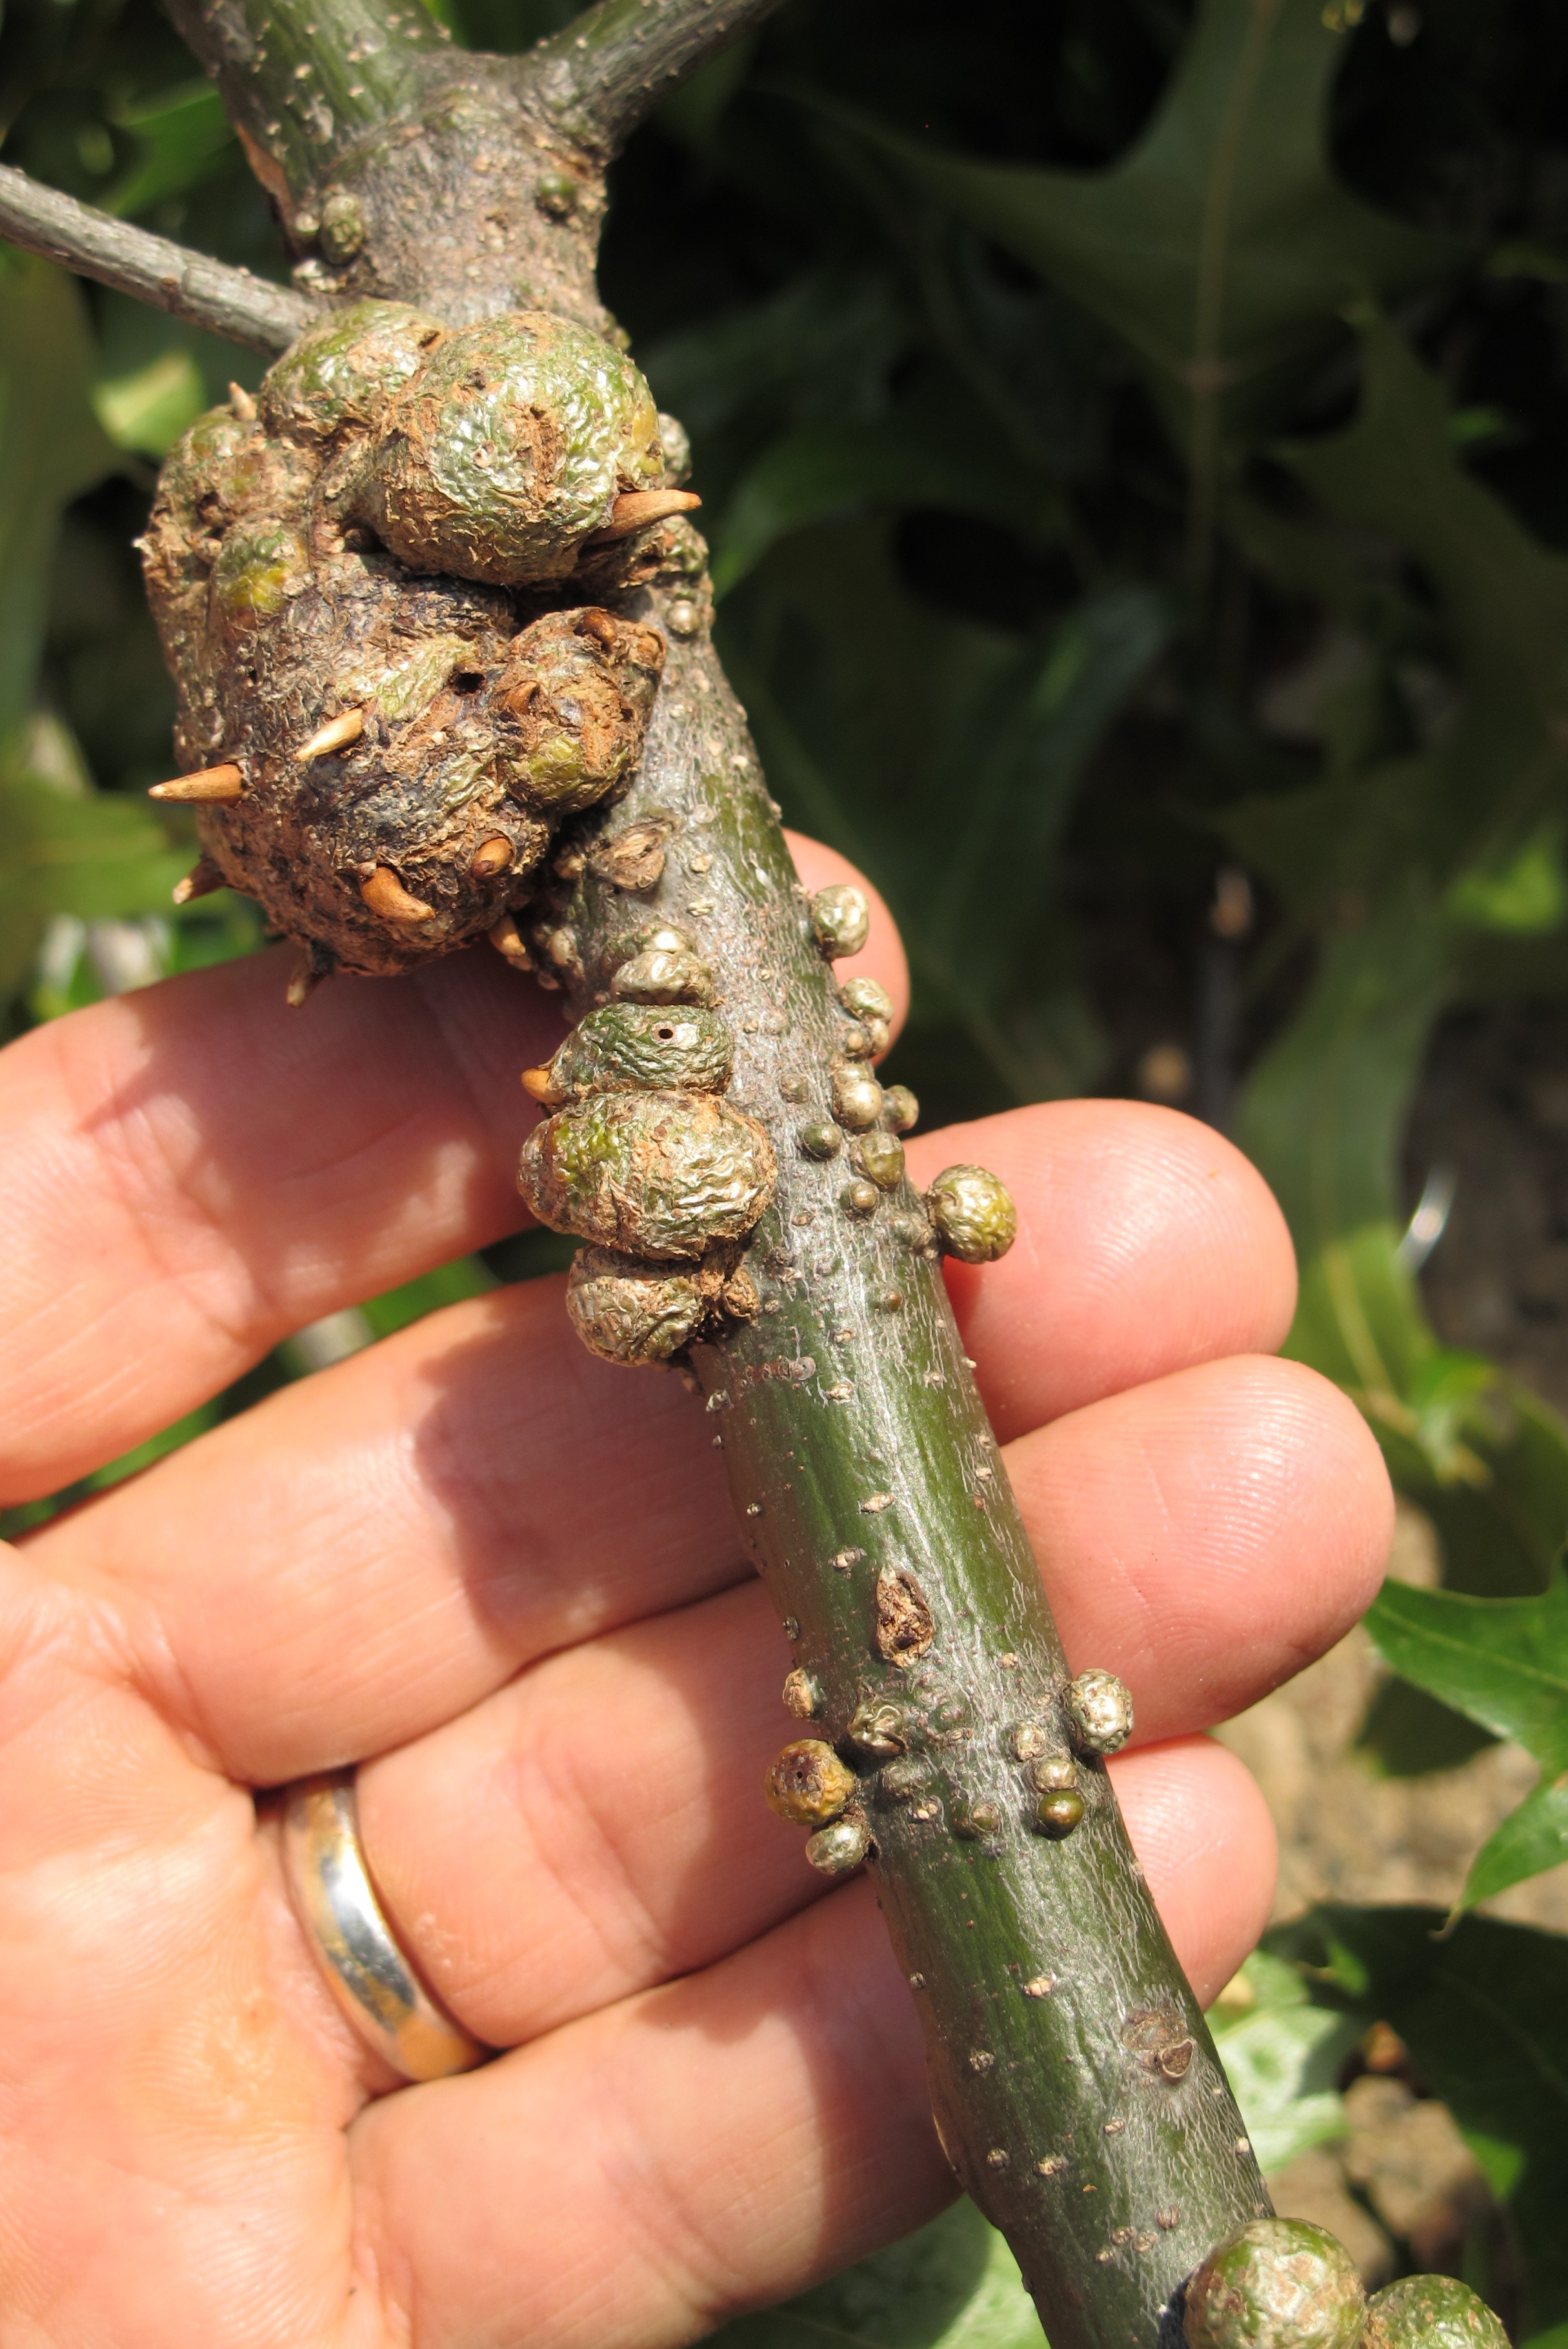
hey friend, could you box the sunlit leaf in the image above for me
[104,80,237,218]
[1207,1950,1356,2172]
[94,347,208,458]
[703,2199,1041,2349]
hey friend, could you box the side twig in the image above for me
[0,165,324,352]
[524,0,792,152]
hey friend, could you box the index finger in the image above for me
[0,843,904,1504]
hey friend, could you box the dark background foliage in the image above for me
[6,0,1568,2337]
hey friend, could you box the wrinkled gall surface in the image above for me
[141,300,681,976]
[518,1089,778,1259]
[1360,2279,1509,2349]
[1184,2220,1365,2349]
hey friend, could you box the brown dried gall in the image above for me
[926,1164,1018,1263]
[809,884,870,959]
[765,1740,858,1828]
[781,1668,824,1720]
[873,1565,936,1668]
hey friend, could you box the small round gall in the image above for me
[1034,1789,1085,1837]
[1361,2277,1508,2349]
[881,1084,920,1133]
[954,1799,1001,1840]
[926,1164,1017,1263]
[317,188,367,263]
[765,1739,857,1828]
[1183,2219,1365,2349]
[805,1811,870,1877]
[845,1697,908,1760]
[1031,1753,1078,1795]
[656,411,692,484]
[831,1067,884,1131]
[799,1120,843,1160]
[781,1668,823,1720]
[838,1020,876,1060]
[809,884,870,960]
[1011,1723,1050,1763]
[856,1131,905,1189]
[663,596,701,638]
[533,168,579,218]
[1067,1668,1133,1757]
[841,1178,879,1218]
[839,975,893,1025]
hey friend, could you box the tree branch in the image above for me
[0,164,325,352]
[524,0,792,154]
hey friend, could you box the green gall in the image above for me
[926,1164,1017,1263]
[1184,2220,1365,2349]
[657,411,692,485]
[534,168,579,218]
[799,1121,843,1160]
[317,188,367,263]
[1067,1668,1133,1757]
[766,1739,857,1828]
[839,974,893,1025]
[260,299,441,441]
[1034,1789,1085,1837]
[565,1250,706,1365]
[841,1178,879,1217]
[209,518,309,628]
[357,310,663,585]
[856,1131,905,1191]
[611,945,716,1006]
[810,883,870,959]
[839,1020,876,1060]
[882,1084,920,1133]
[1362,2277,1509,2349]
[805,1813,870,1876]
[954,1800,1001,1840]
[518,1091,776,1260]
[831,1067,884,1131]
[541,1003,733,1100]
[845,1697,909,1759]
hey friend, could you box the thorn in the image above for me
[488,912,530,965]
[229,381,257,422]
[150,762,244,803]
[172,856,225,905]
[587,489,701,545]
[470,834,513,878]
[297,708,365,761]
[520,1065,559,1104]
[360,865,434,923]
[286,953,329,1008]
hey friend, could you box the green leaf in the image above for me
[1365,1571,1568,1904]
[710,405,1056,597]
[93,348,208,459]
[103,81,238,219]
[1207,1950,1356,2172]
[1268,1907,1568,2340]
[809,0,1461,465]
[0,251,118,745]
[702,2199,1041,2349]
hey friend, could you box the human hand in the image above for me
[0,842,1391,2349]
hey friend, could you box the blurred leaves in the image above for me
[703,2201,1040,2349]
[810,0,1463,495]
[1271,1906,1568,2344]
[1365,1571,1568,1907]
[1207,1948,1357,2172]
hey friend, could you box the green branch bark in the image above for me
[111,2,1270,2339]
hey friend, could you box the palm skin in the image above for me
[0,839,1392,2349]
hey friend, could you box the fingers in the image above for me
[906,1101,1298,1442]
[34,1096,1309,1780]
[348,1747,1274,2349]
[0,835,907,1504]
[350,1543,1287,2052]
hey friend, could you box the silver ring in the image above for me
[281,1769,487,2082]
